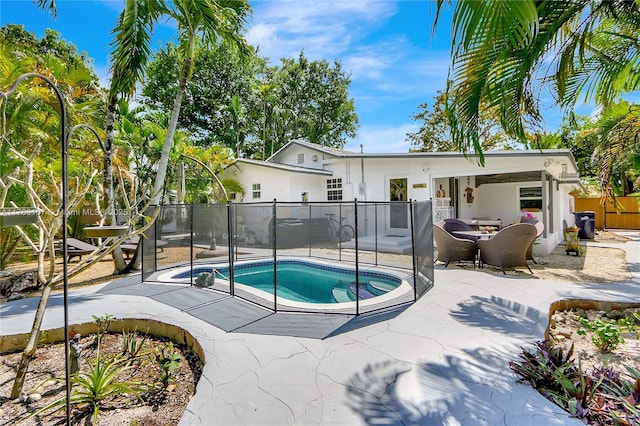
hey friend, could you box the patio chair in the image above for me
[433,223,477,267]
[477,223,538,274]
[526,221,545,264]
[442,218,478,242]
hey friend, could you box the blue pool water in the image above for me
[174,260,402,304]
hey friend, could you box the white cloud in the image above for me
[247,0,398,62]
[346,122,419,153]
[343,54,390,80]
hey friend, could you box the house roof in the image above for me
[333,148,575,162]
[267,139,356,162]
[222,158,333,176]
[267,140,579,174]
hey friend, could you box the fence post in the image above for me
[375,202,378,266]
[140,210,145,283]
[154,206,158,272]
[227,201,234,296]
[308,202,312,258]
[190,203,194,287]
[338,202,342,262]
[409,199,417,302]
[354,199,359,316]
[272,199,277,312]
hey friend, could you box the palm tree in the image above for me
[576,102,640,204]
[104,0,166,272]
[36,0,249,268]
[148,0,250,205]
[437,0,640,166]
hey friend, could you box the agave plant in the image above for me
[31,352,150,425]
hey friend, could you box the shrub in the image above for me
[155,341,182,388]
[121,328,149,359]
[577,317,624,353]
[510,340,640,424]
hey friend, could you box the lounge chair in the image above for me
[120,236,167,259]
[433,223,477,267]
[66,238,101,262]
[120,236,138,259]
[477,223,538,274]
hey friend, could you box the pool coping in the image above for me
[154,257,415,314]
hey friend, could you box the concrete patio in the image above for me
[2,232,640,425]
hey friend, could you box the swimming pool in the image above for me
[158,258,412,311]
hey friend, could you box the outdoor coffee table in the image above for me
[452,230,497,240]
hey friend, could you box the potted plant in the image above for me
[564,225,580,255]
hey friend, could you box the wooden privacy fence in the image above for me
[574,196,640,230]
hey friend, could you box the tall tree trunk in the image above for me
[10,284,53,398]
[105,97,127,272]
[150,51,194,206]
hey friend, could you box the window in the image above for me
[326,178,343,201]
[519,186,542,211]
[229,193,237,200]
[297,153,304,164]
[252,183,261,199]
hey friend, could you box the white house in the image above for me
[218,140,581,254]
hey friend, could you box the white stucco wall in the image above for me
[271,145,325,170]
[324,157,431,201]
[220,147,581,254]
[220,163,327,203]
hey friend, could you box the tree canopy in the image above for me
[407,88,521,152]
[141,48,359,159]
[437,0,640,164]
[142,42,262,149]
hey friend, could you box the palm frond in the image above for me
[438,0,640,164]
[109,0,167,100]
[35,0,57,18]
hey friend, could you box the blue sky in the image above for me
[1,0,567,153]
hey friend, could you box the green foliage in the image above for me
[510,340,640,424]
[508,340,577,391]
[37,330,48,346]
[121,328,149,359]
[155,341,182,388]
[577,317,625,353]
[436,0,640,165]
[92,314,115,350]
[25,329,48,347]
[408,89,522,152]
[0,23,106,268]
[30,351,149,425]
[141,47,359,159]
[265,51,358,152]
[93,314,115,335]
[142,42,261,150]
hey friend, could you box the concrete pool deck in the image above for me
[2,232,640,425]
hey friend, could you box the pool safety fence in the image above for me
[141,200,434,315]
